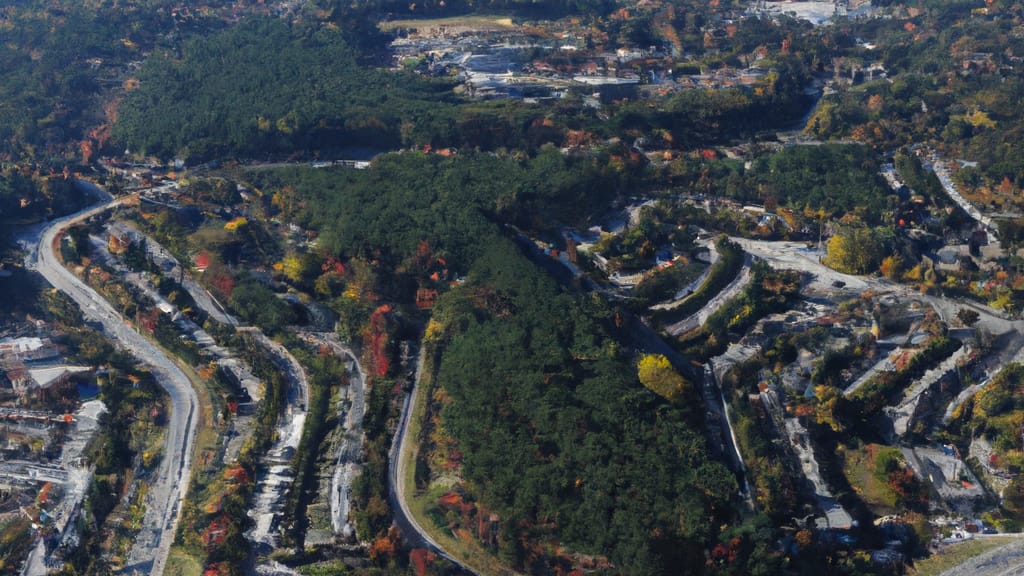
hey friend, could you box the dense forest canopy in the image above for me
[431,239,740,574]
[112,14,635,160]
[246,148,746,570]
[0,5,131,163]
[111,7,829,163]
[246,148,627,272]
[750,144,892,224]
[114,18,463,160]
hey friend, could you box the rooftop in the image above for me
[27,366,91,389]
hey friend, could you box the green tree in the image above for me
[957,308,980,327]
[228,279,296,334]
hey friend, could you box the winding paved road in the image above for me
[123,222,311,571]
[23,184,199,576]
[664,253,753,336]
[389,348,481,575]
[925,150,1000,243]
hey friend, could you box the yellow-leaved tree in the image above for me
[637,354,689,402]
[281,251,320,285]
[823,226,891,275]
[814,385,846,433]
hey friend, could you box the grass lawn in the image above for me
[910,537,1019,576]
[164,547,204,576]
[841,443,901,512]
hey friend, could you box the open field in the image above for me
[841,444,901,512]
[163,548,204,576]
[379,15,515,32]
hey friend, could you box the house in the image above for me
[194,251,211,272]
[415,288,439,309]
[15,365,91,401]
[107,222,139,255]
[108,231,130,254]
[573,75,639,103]
[935,245,967,271]
[616,48,643,62]
[27,366,91,390]
[0,337,59,363]
[2,362,31,391]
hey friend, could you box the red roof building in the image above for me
[195,252,211,272]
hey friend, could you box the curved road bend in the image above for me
[124,226,310,564]
[664,253,753,337]
[26,187,199,576]
[389,348,483,575]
